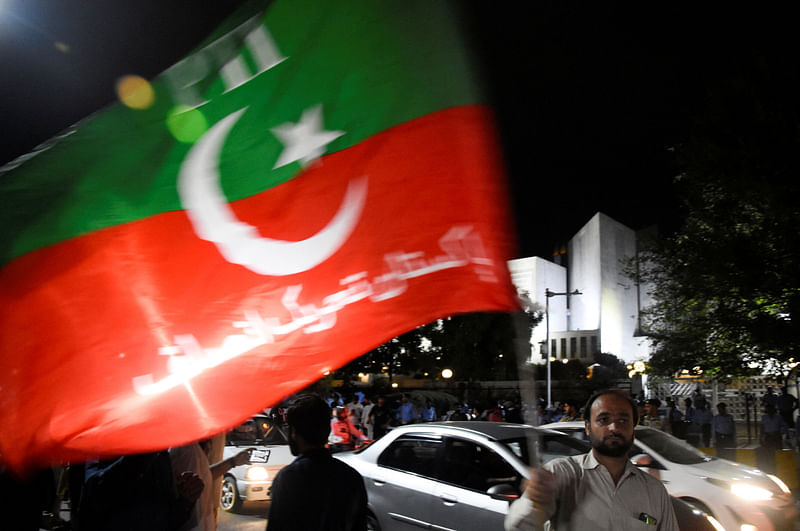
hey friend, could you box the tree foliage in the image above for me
[636,50,800,378]
[337,304,544,383]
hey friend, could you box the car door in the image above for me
[429,437,520,531]
[370,435,443,530]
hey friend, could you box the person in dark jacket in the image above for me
[267,394,367,531]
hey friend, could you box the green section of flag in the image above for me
[0,0,482,267]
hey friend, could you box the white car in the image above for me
[335,421,723,531]
[220,414,294,512]
[542,420,797,531]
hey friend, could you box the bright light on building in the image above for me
[391,382,398,388]
[441,368,453,379]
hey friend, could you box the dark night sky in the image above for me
[1,1,794,258]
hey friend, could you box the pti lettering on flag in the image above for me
[0,0,519,471]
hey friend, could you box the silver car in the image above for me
[336,421,723,531]
[220,414,294,512]
[334,422,593,530]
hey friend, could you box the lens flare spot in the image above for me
[167,105,208,143]
[116,75,155,110]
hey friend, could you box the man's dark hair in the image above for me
[646,398,661,408]
[286,394,331,447]
[583,389,638,426]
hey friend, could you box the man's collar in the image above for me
[582,450,600,469]
[583,449,638,477]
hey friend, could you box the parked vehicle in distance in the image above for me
[542,420,796,531]
[220,414,293,512]
[334,421,725,531]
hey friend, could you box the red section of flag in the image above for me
[0,106,518,472]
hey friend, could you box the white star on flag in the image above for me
[271,105,345,169]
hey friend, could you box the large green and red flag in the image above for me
[0,0,519,471]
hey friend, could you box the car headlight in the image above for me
[705,477,773,501]
[245,466,269,481]
[730,482,773,501]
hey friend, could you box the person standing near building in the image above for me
[683,397,696,424]
[267,394,367,531]
[504,389,678,530]
[666,398,684,438]
[558,400,580,422]
[360,397,374,439]
[369,396,392,439]
[345,395,364,433]
[691,387,707,411]
[776,386,798,428]
[641,399,669,433]
[760,404,784,472]
[505,400,523,423]
[761,404,784,449]
[397,393,418,425]
[762,386,779,409]
[693,402,713,448]
[421,400,437,422]
[682,397,698,445]
[712,403,737,460]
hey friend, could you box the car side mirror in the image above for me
[632,453,666,470]
[487,483,520,502]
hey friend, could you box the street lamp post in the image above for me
[545,288,581,407]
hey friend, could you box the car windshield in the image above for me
[228,417,289,445]
[634,427,709,465]
[500,432,591,466]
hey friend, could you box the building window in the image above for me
[570,338,577,358]
[551,339,557,358]
[580,337,587,358]
[591,336,598,354]
[560,338,567,359]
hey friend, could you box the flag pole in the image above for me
[513,308,550,526]
[512,309,541,468]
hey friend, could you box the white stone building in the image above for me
[509,212,653,364]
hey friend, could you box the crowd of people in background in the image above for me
[321,383,800,459]
[3,384,798,529]
[322,391,528,453]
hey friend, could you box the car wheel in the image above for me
[366,512,381,531]
[220,475,242,512]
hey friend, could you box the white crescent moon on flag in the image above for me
[178,108,367,276]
